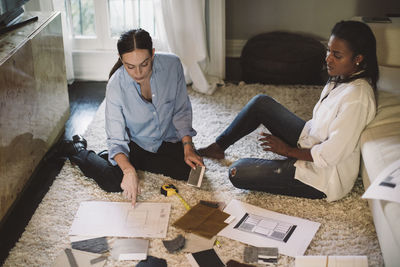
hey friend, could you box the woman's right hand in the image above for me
[120,167,141,207]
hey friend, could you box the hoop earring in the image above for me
[356,62,360,66]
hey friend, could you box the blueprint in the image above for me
[69,201,171,239]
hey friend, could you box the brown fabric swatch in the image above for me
[173,203,230,239]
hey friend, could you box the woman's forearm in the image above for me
[114,153,135,172]
[286,147,313,162]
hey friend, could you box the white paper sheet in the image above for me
[218,199,320,257]
[295,255,368,267]
[362,159,400,204]
[69,201,171,239]
[111,238,149,261]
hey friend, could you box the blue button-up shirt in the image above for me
[105,53,197,165]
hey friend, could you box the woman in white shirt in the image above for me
[199,20,378,201]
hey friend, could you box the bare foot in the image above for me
[197,143,225,159]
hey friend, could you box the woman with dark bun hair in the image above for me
[62,29,203,206]
[199,20,378,202]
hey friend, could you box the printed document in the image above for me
[218,199,320,257]
[362,159,400,204]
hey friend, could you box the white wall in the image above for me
[226,0,400,57]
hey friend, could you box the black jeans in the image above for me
[69,141,191,192]
[217,94,325,199]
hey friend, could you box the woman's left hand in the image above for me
[184,146,204,169]
[259,132,291,157]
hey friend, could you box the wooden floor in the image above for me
[64,81,107,139]
[0,81,106,265]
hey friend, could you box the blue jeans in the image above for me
[217,94,325,199]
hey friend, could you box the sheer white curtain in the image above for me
[154,0,225,95]
[25,0,74,83]
[52,0,74,84]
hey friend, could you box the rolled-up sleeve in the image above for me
[310,100,369,168]
[105,81,130,165]
[171,59,197,139]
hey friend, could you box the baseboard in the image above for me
[226,39,247,58]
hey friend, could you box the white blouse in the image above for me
[294,78,376,201]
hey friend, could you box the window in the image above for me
[66,0,156,50]
[108,0,155,38]
[70,0,96,37]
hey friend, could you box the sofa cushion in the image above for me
[367,17,400,67]
[361,84,400,255]
[362,86,400,181]
[361,123,400,182]
[368,91,400,129]
[378,66,400,94]
[384,201,400,247]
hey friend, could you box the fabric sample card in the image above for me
[186,249,225,267]
[258,247,278,264]
[162,234,185,253]
[187,166,206,187]
[199,200,226,211]
[244,246,278,264]
[136,255,167,267]
[226,259,256,267]
[244,246,258,263]
[71,236,108,254]
[111,238,149,261]
[173,203,230,239]
[183,233,217,253]
[52,248,106,267]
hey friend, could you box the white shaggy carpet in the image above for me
[4,83,383,266]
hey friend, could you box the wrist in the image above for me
[182,141,195,149]
[122,167,135,175]
[285,146,292,157]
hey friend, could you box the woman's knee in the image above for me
[93,167,123,192]
[228,158,261,189]
[228,165,243,188]
[98,181,122,193]
[250,94,275,107]
[247,94,276,115]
